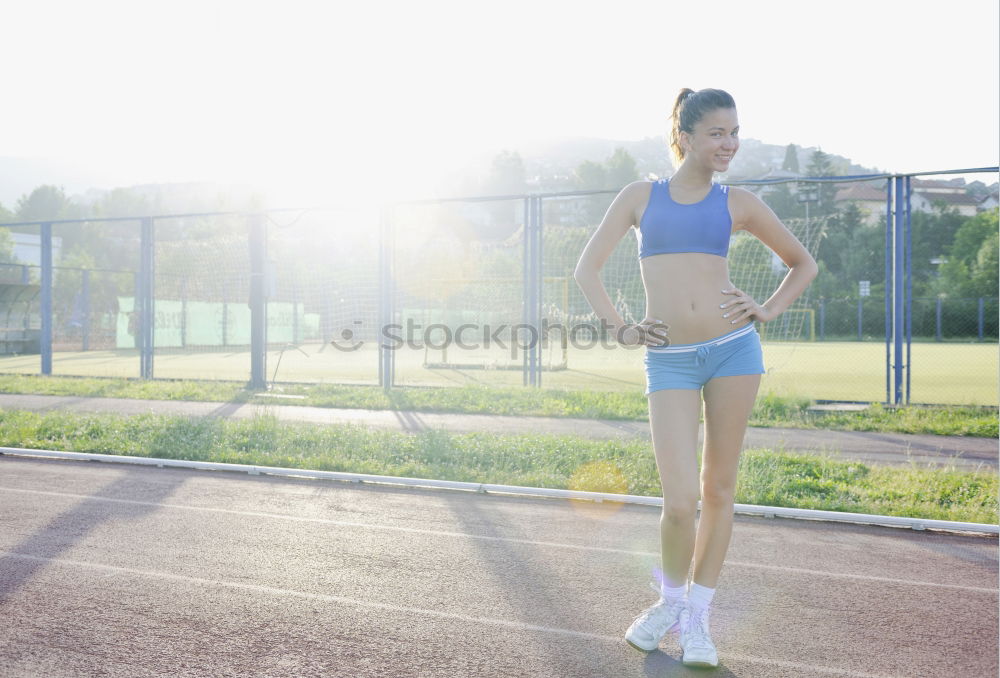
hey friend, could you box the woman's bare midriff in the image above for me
[639,253,752,345]
[631,179,751,345]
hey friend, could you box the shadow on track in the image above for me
[0,447,190,606]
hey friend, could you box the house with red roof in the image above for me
[910,178,980,216]
[833,177,985,224]
[834,182,887,226]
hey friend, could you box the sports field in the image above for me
[0,339,995,406]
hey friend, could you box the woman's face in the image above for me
[682,107,740,172]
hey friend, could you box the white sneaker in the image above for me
[624,583,686,652]
[679,603,719,667]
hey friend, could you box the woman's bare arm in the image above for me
[573,181,645,332]
[733,187,818,322]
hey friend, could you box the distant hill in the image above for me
[0,157,117,209]
[0,138,966,213]
[433,135,882,198]
[0,157,264,218]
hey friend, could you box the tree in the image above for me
[571,160,609,228]
[606,147,639,189]
[781,144,799,173]
[804,149,837,216]
[480,150,527,240]
[573,149,640,227]
[484,150,527,196]
[938,210,999,297]
[15,185,82,222]
[93,187,153,218]
[805,149,833,176]
[840,211,883,288]
[908,207,967,296]
[9,186,85,278]
[762,183,802,220]
[0,227,15,266]
[573,160,607,190]
[809,203,882,300]
[948,209,997,269]
[970,231,999,297]
[0,202,13,267]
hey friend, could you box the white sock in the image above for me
[660,582,687,602]
[688,582,715,611]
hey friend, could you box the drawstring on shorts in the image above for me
[695,345,711,366]
[646,323,755,362]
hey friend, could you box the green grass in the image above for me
[0,409,995,524]
[1,339,995,404]
[0,374,995,437]
[734,448,998,523]
[0,373,251,403]
[749,391,997,437]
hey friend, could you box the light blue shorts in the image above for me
[644,323,766,394]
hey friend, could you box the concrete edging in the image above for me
[1,446,996,535]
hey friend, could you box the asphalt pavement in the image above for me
[0,456,996,678]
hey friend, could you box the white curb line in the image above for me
[1,446,996,535]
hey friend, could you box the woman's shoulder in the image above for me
[620,179,659,201]
[607,180,654,211]
[724,186,771,231]
[624,179,659,191]
[725,185,761,202]
[723,185,763,212]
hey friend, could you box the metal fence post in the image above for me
[222,293,229,347]
[528,195,536,387]
[180,277,187,349]
[536,197,545,387]
[81,268,90,351]
[139,217,155,379]
[524,196,542,387]
[935,297,942,341]
[978,297,984,341]
[133,271,140,351]
[378,204,394,391]
[40,222,52,375]
[292,287,299,345]
[893,176,904,406]
[904,175,912,404]
[522,197,530,387]
[884,179,892,404]
[248,213,267,390]
[857,298,863,340]
[818,298,825,340]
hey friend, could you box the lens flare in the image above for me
[567,460,628,519]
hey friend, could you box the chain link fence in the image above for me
[0,169,995,405]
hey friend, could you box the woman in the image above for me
[573,88,817,668]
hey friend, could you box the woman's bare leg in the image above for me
[692,373,761,588]
[647,388,703,588]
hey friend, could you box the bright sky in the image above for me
[2,0,997,205]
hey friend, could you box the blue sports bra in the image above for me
[636,178,733,259]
